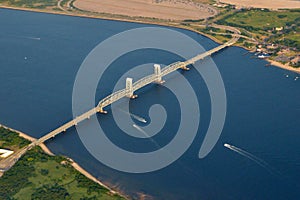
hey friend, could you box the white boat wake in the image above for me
[25,36,41,40]
[224,143,280,176]
[5,35,41,41]
[132,124,161,149]
[118,108,147,123]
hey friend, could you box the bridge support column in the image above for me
[181,64,190,71]
[154,64,165,84]
[126,78,137,99]
[97,106,107,114]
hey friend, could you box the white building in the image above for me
[0,149,14,158]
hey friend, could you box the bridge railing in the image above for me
[97,39,236,110]
[132,74,156,91]
[161,61,183,76]
[98,89,127,108]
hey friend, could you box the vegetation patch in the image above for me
[217,9,300,31]
[0,127,30,150]
[0,146,124,200]
[0,0,57,8]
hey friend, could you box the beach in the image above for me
[267,59,300,74]
[0,124,54,156]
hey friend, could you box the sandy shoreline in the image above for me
[0,5,298,197]
[0,124,55,156]
[67,158,117,195]
[0,124,125,198]
[1,5,298,74]
[267,59,300,74]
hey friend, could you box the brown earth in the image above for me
[73,0,217,20]
[219,0,300,9]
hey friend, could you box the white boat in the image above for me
[258,53,270,59]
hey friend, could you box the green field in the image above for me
[0,127,30,151]
[216,9,300,51]
[0,147,124,200]
[0,139,124,200]
[0,0,56,9]
[218,9,300,31]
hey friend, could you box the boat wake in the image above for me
[25,36,41,40]
[118,109,147,123]
[132,124,161,149]
[3,34,41,41]
[224,143,280,176]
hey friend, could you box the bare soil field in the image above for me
[219,0,300,9]
[73,0,217,20]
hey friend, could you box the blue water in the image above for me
[1,8,300,200]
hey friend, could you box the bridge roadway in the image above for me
[37,36,238,145]
[97,37,238,109]
[0,35,239,172]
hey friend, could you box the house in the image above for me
[291,55,300,65]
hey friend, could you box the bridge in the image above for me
[0,34,239,172]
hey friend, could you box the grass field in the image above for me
[0,137,124,200]
[0,147,124,199]
[0,127,30,152]
[217,9,300,50]
[0,0,56,8]
[218,9,300,30]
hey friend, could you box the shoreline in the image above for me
[0,4,298,197]
[0,123,126,199]
[1,5,298,74]
[67,158,119,195]
[0,124,55,156]
[267,59,300,74]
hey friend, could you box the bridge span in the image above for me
[0,35,239,172]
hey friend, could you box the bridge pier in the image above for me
[126,78,137,99]
[97,106,107,114]
[180,64,190,71]
[154,64,165,84]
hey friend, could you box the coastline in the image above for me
[1,5,298,74]
[0,124,54,156]
[0,123,126,199]
[267,59,300,74]
[0,4,298,198]
[67,158,118,195]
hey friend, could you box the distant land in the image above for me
[219,0,300,9]
[0,0,298,73]
[0,0,299,199]
[73,0,218,20]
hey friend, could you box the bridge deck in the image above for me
[0,35,239,172]
[43,36,238,145]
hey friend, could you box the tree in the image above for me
[31,184,69,200]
